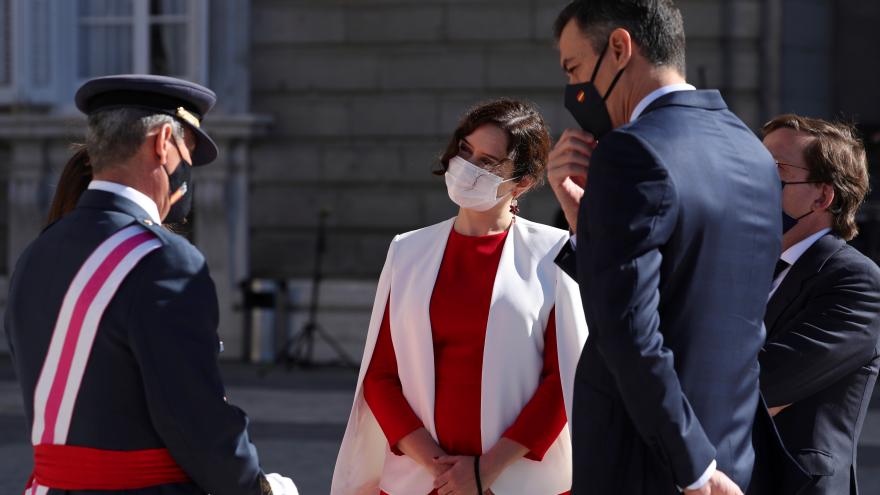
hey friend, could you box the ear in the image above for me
[608,27,633,70]
[816,183,835,210]
[153,123,174,167]
[513,176,535,197]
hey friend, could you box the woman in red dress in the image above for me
[332,100,587,495]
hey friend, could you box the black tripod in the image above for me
[262,209,358,373]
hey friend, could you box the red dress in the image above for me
[363,228,569,495]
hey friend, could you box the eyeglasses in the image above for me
[780,179,823,188]
[458,140,511,171]
[776,161,825,188]
[775,160,810,172]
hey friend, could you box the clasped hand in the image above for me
[431,455,493,495]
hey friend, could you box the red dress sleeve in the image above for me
[502,308,567,461]
[362,297,424,454]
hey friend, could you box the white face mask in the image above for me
[445,156,517,212]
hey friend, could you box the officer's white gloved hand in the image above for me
[265,473,299,495]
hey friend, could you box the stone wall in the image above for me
[246,0,770,360]
[780,0,833,118]
[0,0,777,360]
[248,0,768,280]
[0,0,874,360]
[834,1,880,124]
[0,125,87,355]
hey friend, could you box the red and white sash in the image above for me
[26,225,161,495]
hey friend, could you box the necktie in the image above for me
[773,259,790,279]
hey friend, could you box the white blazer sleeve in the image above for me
[330,236,398,495]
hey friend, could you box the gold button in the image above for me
[144,219,154,226]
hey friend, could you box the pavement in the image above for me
[1,357,880,494]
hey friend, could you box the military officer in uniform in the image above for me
[5,75,298,495]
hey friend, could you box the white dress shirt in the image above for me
[768,228,832,298]
[630,83,697,123]
[88,180,162,225]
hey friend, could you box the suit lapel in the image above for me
[764,234,844,337]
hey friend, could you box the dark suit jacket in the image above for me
[761,233,880,494]
[5,190,270,495]
[556,90,788,494]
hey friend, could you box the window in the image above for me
[0,0,14,100]
[0,0,11,86]
[77,0,135,76]
[77,0,206,83]
[0,0,54,104]
[0,0,207,106]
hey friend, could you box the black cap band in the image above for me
[83,90,203,122]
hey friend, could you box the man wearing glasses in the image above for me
[760,114,880,495]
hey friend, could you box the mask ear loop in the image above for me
[795,209,815,221]
[591,41,627,101]
[590,43,609,82]
[602,67,626,101]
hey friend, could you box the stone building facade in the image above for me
[1,0,877,361]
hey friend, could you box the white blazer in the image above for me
[330,217,588,495]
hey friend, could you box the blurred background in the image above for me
[0,0,879,492]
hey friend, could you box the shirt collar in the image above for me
[630,83,697,122]
[88,180,162,225]
[780,227,832,266]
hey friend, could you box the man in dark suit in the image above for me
[5,75,298,494]
[759,114,880,494]
[549,2,791,493]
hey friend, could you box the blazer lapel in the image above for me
[764,234,845,337]
[388,217,454,439]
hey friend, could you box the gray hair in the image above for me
[85,108,185,172]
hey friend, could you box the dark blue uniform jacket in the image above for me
[6,190,267,495]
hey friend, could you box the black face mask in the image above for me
[780,181,815,234]
[564,42,627,138]
[164,156,193,225]
[782,209,814,234]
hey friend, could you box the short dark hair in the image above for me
[436,99,551,187]
[554,0,686,75]
[763,114,870,241]
[85,107,185,173]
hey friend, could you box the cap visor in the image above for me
[190,126,218,166]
